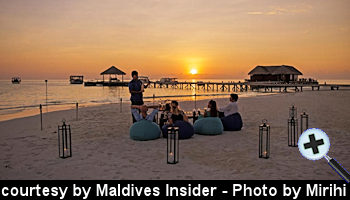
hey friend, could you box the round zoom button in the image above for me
[298,128,330,161]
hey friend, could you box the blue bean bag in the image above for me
[194,117,224,135]
[221,113,243,131]
[162,121,194,139]
[130,120,161,141]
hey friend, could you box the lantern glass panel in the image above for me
[288,117,298,147]
[167,127,179,164]
[289,105,297,119]
[300,111,309,134]
[259,120,270,159]
[58,121,72,159]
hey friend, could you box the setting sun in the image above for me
[190,69,198,75]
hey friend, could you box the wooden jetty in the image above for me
[147,81,350,93]
[146,65,350,92]
[83,78,350,92]
[84,81,128,87]
[82,65,350,92]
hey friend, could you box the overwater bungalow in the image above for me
[248,65,303,83]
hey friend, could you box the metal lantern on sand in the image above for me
[167,126,179,164]
[259,119,270,159]
[300,110,309,134]
[288,105,298,147]
[58,120,72,159]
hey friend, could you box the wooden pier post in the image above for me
[76,102,78,120]
[45,80,48,109]
[194,93,197,110]
[40,104,43,131]
[120,98,123,113]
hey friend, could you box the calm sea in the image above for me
[0,79,349,121]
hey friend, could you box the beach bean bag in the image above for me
[130,120,161,141]
[194,117,224,135]
[162,121,194,139]
[220,113,243,131]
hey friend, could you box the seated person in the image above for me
[131,105,160,122]
[218,93,239,117]
[203,100,219,118]
[162,101,194,139]
[168,100,188,124]
[159,103,171,127]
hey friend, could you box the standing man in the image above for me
[129,70,148,123]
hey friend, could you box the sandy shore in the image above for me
[0,90,349,180]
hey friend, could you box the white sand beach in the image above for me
[0,90,349,180]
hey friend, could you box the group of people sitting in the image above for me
[131,94,242,132]
[128,70,243,140]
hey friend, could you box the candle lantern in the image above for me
[259,120,270,159]
[289,105,297,118]
[288,105,298,147]
[300,110,309,134]
[58,120,72,158]
[167,126,179,164]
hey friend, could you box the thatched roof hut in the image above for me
[248,65,302,82]
[101,66,126,82]
[101,66,126,75]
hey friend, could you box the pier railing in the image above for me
[147,81,350,92]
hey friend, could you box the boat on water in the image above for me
[139,76,150,84]
[70,75,84,84]
[197,81,205,86]
[157,77,178,84]
[11,77,21,84]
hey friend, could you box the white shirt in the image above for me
[219,101,238,117]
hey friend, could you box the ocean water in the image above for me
[0,79,349,121]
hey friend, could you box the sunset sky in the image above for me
[0,0,349,80]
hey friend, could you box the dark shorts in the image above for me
[131,100,144,105]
